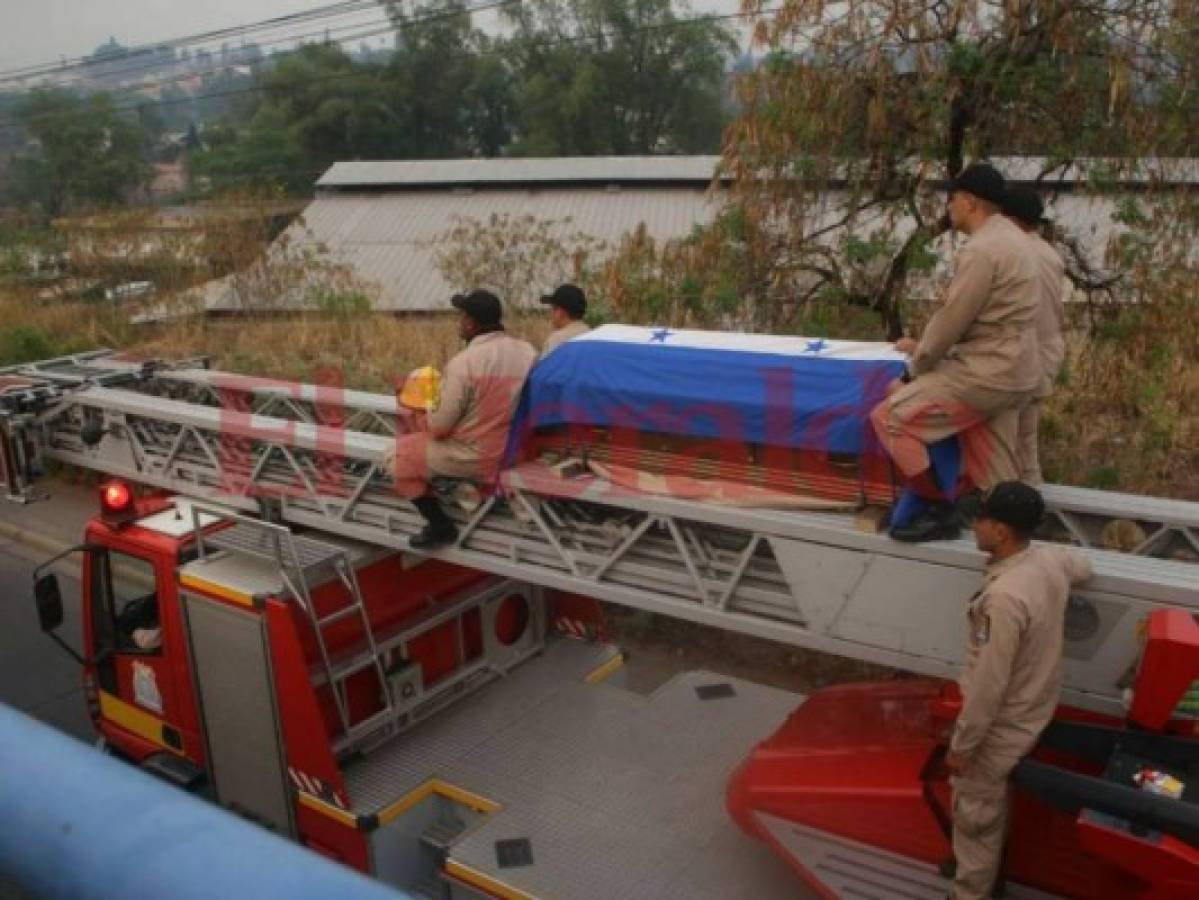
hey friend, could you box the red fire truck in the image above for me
[4,349,1197,898]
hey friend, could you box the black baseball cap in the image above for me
[979,481,1045,535]
[1002,186,1048,227]
[451,289,503,326]
[539,283,586,319]
[949,163,1007,207]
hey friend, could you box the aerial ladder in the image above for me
[1,349,1195,724]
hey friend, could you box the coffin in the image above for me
[508,325,907,505]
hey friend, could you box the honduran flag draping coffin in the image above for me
[508,324,907,460]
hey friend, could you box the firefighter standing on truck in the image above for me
[871,163,1041,543]
[385,290,536,549]
[1002,187,1067,487]
[946,481,1092,900]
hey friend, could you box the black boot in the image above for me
[889,501,962,543]
[409,494,458,550]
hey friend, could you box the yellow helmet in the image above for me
[398,365,442,412]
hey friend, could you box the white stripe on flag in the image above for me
[572,324,905,362]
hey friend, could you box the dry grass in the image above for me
[0,285,554,393]
[1038,313,1199,501]
[142,313,555,391]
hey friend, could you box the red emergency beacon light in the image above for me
[99,480,136,526]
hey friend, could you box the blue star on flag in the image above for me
[649,328,674,343]
[804,338,828,353]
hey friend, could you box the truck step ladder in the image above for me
[185,503,549,756]
[190,505,395,744]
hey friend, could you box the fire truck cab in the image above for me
[35,487,561,892]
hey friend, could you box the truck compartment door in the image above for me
[182,592,294,836]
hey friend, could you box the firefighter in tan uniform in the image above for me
[871,163,1041,542]
[385,290,536,549]
[1002,187,1066,486]
[539,283,591,359]
[947,481,1092,899]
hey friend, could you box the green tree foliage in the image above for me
[188,8,515,188]
[255,44,399,170]
[184,0,736,192]
[11,88,152,217]
[502,0,736,155]
[4,1,739,206]
[189,109,308,193]
[383,3,516,158]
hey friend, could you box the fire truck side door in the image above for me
[182,591,295,837]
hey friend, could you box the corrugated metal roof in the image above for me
[317,156,724,188]
[222,153,1178,315]
[218,186,724,312]
[316,155,1199,191]
[989,156,1199,185]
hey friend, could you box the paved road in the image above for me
[0,540,94,745]
[0,537,94,900]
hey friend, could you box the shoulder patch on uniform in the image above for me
[972,614,991,646]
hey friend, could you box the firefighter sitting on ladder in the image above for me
[538,282,590,359]
[871,163,1041,543]
[946,481,1091,900]
[384,290,536,549]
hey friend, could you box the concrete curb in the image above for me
[0,520,75,560]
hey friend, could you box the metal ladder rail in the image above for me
[0,349,119,380]
[147,368,1199,548]
[36,384,1199,614]
[148,368,408,437]
[0,349,210,389]
[3,356,1194,553]
[136,368,1199,550]
[36,384,1199,603]
[87,371,1199,558]
[247,454,1197,699]
[188,503,394,739]
[34,383,1199,562]
[5,350,1198,550]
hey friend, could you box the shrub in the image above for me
[0,325,57,365]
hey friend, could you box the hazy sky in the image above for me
[0,1,324,71]
[0,0,749,75]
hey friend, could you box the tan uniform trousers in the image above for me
[1015,374,1053,486]
[951,742,1025,900]
[389,427,481,500]
[1015,398,1044,486]
[870,370,1027,491]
